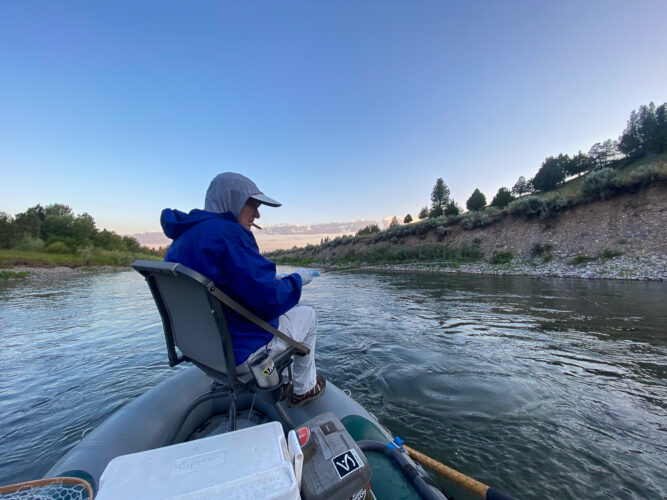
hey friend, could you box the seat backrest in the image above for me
[132,260,237,383]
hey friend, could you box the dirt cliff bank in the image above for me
[418,184,666,261]
[272,183,666,280]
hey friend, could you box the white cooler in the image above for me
[96,421,299,500]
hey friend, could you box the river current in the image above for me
[0,268,665,499]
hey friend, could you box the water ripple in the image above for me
[0,268,665,499]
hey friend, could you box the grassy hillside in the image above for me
[0,248,160,268]
[267,154,667,267]
[545,154,667,199]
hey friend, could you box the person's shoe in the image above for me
[288,375,326,408]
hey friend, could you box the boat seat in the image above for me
[131,260,300,396]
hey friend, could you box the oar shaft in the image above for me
[404,445,489,498]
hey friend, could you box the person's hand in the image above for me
[295,268,320,286]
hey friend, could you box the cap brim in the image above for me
[250,193,281,207]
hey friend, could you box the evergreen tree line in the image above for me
[0,203,160,256]
[401,101,666,222]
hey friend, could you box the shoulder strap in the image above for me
[206,283,310,355]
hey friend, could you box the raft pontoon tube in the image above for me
[45,260,449,499]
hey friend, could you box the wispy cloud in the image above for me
[255,220,382,251]
[132,232,170,248]
[132,218,392,251]
[260,220,378,235]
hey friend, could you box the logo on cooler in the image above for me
[332,449,364,479]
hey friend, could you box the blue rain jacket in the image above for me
[161,208,303,365]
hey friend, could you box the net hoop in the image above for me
[0,476,94,499]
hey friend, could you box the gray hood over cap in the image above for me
[204,172,281,221]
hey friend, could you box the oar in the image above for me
[403,444,513,500]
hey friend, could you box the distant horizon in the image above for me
[130,216,402,252]
[0,193,429,251]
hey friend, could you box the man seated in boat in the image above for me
[160,172,326,407]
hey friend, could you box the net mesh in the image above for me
[0,477,93,500]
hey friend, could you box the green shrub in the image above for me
[531,243,555,262]
[0,248,158,267]
[436,226,451,240]
[569,254,596,265]
[507,196,547,218]
[545,196,569,214]
[338,249,358,263]
[356,224,380,237]
[581,168,618,199]
[601,248,623,259]
[531,243,554,256]
[14,234,45,252]
[446,214,463,226]
[625,164,660,187]
[491,251,513,264]
[45,241,71,254]
[506,195,568,219]
[272,242,484,266]
[461,212,490,230]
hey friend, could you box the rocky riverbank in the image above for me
[2,265,126,279]
[4,257,664,283]
[270,180,667,281]
[321,254,666,281]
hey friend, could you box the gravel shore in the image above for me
[4,266,126,279]
[322,254,666,281]
[4,255,665,281]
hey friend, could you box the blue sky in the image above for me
[1,1,666,235]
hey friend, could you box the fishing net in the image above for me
[0,477,93,500]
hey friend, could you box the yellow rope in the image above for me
[404,444,489,498]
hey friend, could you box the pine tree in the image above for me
[491,187,514,208]
[511,176,530,196]
[618,102,666,158]
[444,201,461,216]
[430,178,450,209]
[531,155,567,191]
[429,205,444,218]
[466,189,486,211]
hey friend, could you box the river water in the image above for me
[0,268,665,499]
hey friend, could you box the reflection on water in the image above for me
[0,269,665,499]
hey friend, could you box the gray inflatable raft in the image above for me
[46,366,446,500]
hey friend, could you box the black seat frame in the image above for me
[132,260,298,432]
